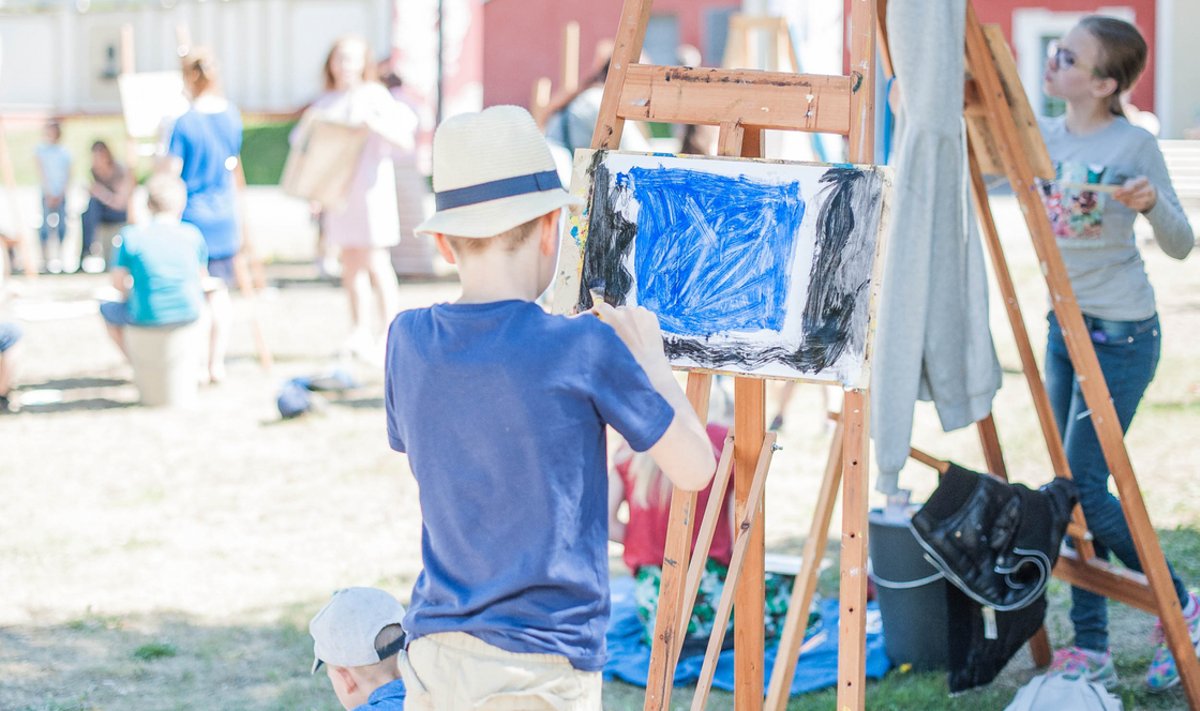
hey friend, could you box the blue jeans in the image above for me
[1046,312,1188,652]
[80,196,126,264]
[40,195,66,245]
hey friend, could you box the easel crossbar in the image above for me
[616,64,853,134]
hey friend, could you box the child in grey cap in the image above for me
[309,587,407,710]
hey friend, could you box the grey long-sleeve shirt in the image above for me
[1041,116,1194,321]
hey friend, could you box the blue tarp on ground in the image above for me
[604,576,891,694]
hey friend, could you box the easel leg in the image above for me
[837,388,869,711]
[690,433,778,711]
[642,372,712,711]
[733,376,766,709]
[976,413,1007,479]
[765,416,845,710]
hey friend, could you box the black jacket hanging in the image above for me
[910,464,1077,611]
[908,464,1077,692]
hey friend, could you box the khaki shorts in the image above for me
[399,632,602,710]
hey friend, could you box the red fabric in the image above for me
[618,423,733,573]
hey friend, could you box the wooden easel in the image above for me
[766,3,1200,709]
[720,15,799,75]
[531,21,582,127]
[584,1,879,710]
[956,4,1200,705]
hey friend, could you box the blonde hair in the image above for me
[145,173,187,215]
[181,47,221,97]
[1078,16,1148,117]
[444,215,543,257]
[625,449,671,509]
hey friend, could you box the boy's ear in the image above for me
[433,233,457,265]
[332,665,358,694]
[539,212,559,257]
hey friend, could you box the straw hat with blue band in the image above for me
[415,105,583,239]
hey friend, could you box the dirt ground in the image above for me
[0,194,1197,710]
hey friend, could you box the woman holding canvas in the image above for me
[1039,16,1196,692]
[165,48,243,384]
[294,37,418,362]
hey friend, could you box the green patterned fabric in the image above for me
[632,559,816,650]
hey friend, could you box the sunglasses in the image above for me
[1046,40,1097,75]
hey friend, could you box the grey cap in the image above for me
[309,587,406,673]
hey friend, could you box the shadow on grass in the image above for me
[19,398,137,414]
[20,377,129,391]
[0,610,339,711]
[329,397,384,410]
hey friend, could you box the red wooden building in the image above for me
[481,0,740,108]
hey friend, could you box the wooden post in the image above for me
[837,389,870,711]
[561,21,580,94]
[733,376,766,709]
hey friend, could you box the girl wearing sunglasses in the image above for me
[1039,16,1196,693]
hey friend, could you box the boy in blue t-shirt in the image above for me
[384,105,714,709]
[100,173,208,359]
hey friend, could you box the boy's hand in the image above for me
[591,302,671,378]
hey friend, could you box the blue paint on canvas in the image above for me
[624,167,805,336]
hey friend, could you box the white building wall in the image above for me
[0,0,394,114]
[1156,0,1200,138]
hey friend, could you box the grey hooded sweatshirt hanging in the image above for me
[870,0,1002,494]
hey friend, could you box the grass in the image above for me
[132,643,177,661]
[0,195,1197,709]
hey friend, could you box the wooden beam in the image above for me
[846,0,876,163]
[641,372,711,711]
[733,376,766,710]
[976,413,1008,480]
[1054,549,1157,614]
[837,388,870,711]
[561,21,580,93]
[676,434,736,645]
[617,65,853,135]
[691,432,777,711]
[591,0,652,149]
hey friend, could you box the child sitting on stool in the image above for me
[99,173,208,359]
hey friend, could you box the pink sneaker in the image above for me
[1145,591,1200,692]
[1049,646,1118,689]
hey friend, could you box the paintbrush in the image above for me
[1044,180,1122,195]
[588,289,607,320]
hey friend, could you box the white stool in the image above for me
[125,321,202,407]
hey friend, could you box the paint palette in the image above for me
[551,150,892,387]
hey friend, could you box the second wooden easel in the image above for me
[584,1,880,710]
[765,2,1200,709]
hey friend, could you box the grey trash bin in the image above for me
[869,508,950,671]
